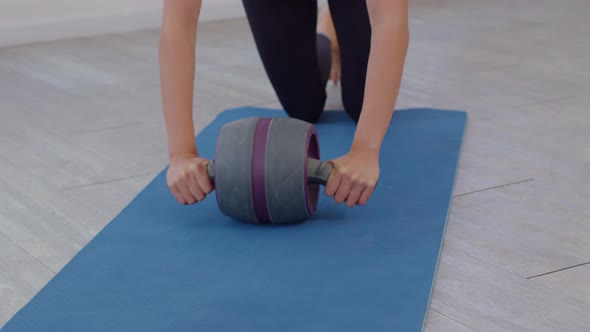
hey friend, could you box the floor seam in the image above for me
[62,190,113,220]
[0,231,57,275]
[454,178,534,198]
[464,251,529,279]
[528,277,590,313]
[512,95,577,110]
[527,261,590,279]
[60,172,155,191]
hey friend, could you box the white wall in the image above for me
[0,0,245,47]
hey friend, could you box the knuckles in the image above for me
[342,173,376,189]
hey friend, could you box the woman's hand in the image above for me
[167,153,213,204]
[325,147,379,207]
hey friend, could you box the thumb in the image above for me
[324,161,341,197]
[198,159,214,193]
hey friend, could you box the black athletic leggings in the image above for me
[242,0,371,123]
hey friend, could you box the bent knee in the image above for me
[287,107,323,123]
[281,95,325,124]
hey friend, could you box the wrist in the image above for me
[352,138,381,152]
[169,146,198,161]
[351,109,388,154]
[350,139,381,156]
[351,128,383,155]
[167,132,198,161]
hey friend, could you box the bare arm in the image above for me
[160,0,213,205]
[159,0,202,159]
[325,0,409,207]
[352,0,409,153]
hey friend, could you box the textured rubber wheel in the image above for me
[214,117,320,224]
[214,117,259,223]
[264,117,319,224]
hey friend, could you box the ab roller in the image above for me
[205,117,334,225]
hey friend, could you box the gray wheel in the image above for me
[213,117,259,224]
[212,117,321,225]
[264,117,320,224]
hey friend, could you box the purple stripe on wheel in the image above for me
[251,118,272,224]
[304,126,320,216]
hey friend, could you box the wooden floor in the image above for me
[1,0,589,330]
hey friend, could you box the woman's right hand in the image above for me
[167,153,213,204]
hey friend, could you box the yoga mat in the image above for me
[1,107,467,332]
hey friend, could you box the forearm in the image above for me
[159,1,201,159]
[352,3,409,153]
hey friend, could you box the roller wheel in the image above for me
[212,117,321,224]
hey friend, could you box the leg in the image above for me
[328,0,372,122]
[242,0,330,123]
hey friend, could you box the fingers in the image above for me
[325,164,377,207]
[176,181,196,205]
[325,166,342,197]
[187,171,205,202]
[167,160,213,205]
[358,185,375,205]
[334,175,352,204]
[195,163,214,194]
[169,185,186,204]
[340,179,376,207]
[345,181,364,207]
[185,161,215,203]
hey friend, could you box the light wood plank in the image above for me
[63,174,156,220]
[445,176,590,278]
[66,122,169,178]
[532,264,590,307]
[489,96,590,186]
[429,246,590,331]
[0,159,108,272]
[0,127,146,190]
[424,310,474,332]
[0,235,54,327]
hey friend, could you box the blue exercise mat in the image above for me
[1,107,466,332]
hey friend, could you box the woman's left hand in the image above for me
[325,147,380,207]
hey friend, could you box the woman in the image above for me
[159,0,409,208]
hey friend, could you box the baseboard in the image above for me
[0,1,245,48]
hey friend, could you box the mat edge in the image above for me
[420,111,469,332]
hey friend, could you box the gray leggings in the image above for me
[242,0,372,123]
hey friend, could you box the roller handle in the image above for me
[206,161,216,185]
[206,158,333,186]
[307,158,334,186]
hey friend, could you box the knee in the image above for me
[285,104,324,124]
[280,91,325,123]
